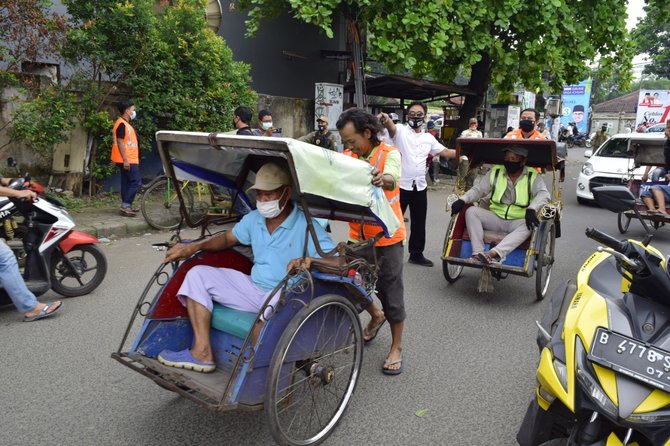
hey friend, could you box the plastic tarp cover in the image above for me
[287,140,400,237]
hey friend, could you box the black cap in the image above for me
[573,104,585,112]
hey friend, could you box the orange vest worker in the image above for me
[345,143,406,246]
[111,117,139,164]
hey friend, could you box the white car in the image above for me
[576,133,665,204]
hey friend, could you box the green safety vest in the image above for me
[488,165,538,220]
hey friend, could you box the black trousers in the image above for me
[400,186,427,256]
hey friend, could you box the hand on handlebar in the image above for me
[16,189,36,201]
[525,209,540,230]
[450,199,465,215]
[163,242,196,263]
[288,257,313,272]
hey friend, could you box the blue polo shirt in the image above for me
[232,204,336,291]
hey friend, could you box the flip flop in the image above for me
[23,301,62,322]
[363,318,386,344]
[382,355,403,376]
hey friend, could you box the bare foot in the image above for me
[24,301,62,319]
[190,347,214,364]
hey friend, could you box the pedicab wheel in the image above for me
[617,212,631,234]
[266,294,363,446]
[441,229,463,283]
[535,221,555,301]
[442,261,463,283]
[50,244,107,297]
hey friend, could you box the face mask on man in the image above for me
[408,118,424,128]
[257,188,288,219]
[261,122,273,131]
[504,160,524,174]
[317,124,327,132]
[519,119,535,132]
[130,110,137,120]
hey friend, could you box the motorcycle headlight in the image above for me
[626,410,670,424]
[576,368,618,419]
[553,358,568,391]
[575,338,618,419]
[582,162,594,176]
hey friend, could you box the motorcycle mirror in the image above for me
[6,157,16,168]
[584,150,592,158]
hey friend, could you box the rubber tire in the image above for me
[535,222,555,301]
[141,178,194,230]
[567,139,575,149]
[585,139,592,148]
[265,294,363,446]
[50,244,107,297]
[617,212,631,234]
[441,224,463,283]
[442,261,463,283]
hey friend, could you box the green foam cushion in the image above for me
[211,303,256,339]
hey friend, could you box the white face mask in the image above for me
[130,110,137,120]
[257,188,287,219]
[261,121,272,131]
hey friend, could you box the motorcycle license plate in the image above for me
[589,328,670,392]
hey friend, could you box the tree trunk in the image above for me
[458,53,492,135]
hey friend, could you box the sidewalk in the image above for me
[72,173,457,239]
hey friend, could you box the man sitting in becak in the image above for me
[157,162,336,373]
[450,145,550,264]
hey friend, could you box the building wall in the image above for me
[220,11,346,99]
[590,112,636,134]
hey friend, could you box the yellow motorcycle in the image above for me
[518,185,670,446]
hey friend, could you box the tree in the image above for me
[632,2,670,79]
[0,0,66,89]
[60,0,256,189]
[238,0,636,130]
[0,0,72,165]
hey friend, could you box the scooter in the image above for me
[0,157,46,242]
[0,177,107,304]
[517,185,670,446]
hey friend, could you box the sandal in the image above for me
[363,318,386,344]
[23,301,62,322]
[382,355,403,376]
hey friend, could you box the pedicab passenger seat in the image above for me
[211,304,256,339]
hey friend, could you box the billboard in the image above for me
[636,90,670,130]
[560,79,592,134]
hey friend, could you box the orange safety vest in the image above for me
[111,117,139,164]
[504,128,546,140]
[345,143,406,246]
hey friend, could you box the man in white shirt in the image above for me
[379,102,456,267]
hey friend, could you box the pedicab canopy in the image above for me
[154,131,400,237]
[455,138,558,170]
[630,134,667,167]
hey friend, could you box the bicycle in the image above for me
[140,175,240,230]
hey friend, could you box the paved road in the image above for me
[2,147,670,445]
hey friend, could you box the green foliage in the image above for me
[632,1,670,79]
[8,86,76,161]
[239,0,633,96]
[60,0,256,179]
[127,0,256,140]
